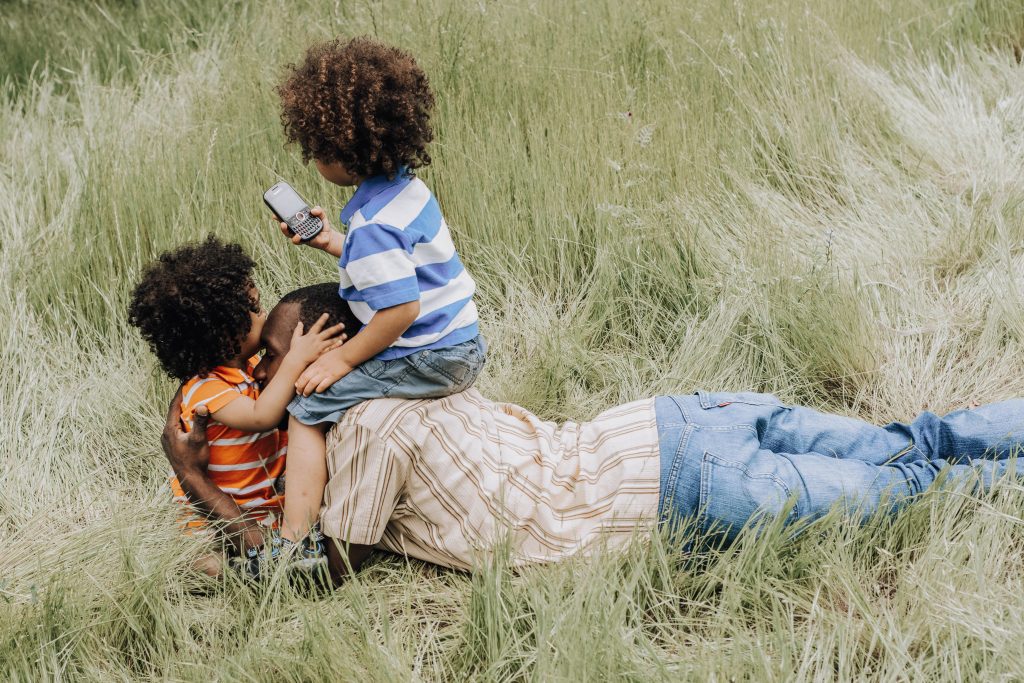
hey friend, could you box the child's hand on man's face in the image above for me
[295,346,355,397]
[275,206,339,253]
[286,313,347,366]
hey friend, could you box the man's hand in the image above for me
[325,537,373,587]
[275,206,344,257]
[295,346,355,396]
[162,387,210,474]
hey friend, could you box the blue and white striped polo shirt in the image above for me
[337,171,478,361]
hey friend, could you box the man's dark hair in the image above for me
[128,236,259,382]
[277,37,434,180]
[279,283,361,334]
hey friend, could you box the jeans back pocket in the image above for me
[698,448,798,544]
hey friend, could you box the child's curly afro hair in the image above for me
[128,236,260,382]
[277,37,435,180]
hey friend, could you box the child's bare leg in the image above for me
[281,417,330,541]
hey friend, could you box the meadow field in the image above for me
[4,0,1024,679]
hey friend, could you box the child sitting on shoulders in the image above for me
[128,236,343,576]
[270,37,486,555]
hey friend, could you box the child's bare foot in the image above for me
[192,552,224,577]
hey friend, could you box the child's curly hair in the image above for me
[277,37,435,180]
[128,236,260,382]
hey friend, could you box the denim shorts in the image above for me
[288,335,487,426]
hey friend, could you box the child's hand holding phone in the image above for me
[264,181,343,256]
[275,206,343,256]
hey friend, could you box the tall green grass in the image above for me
[4,0,1024,679]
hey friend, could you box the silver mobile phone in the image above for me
[263,181,323,241]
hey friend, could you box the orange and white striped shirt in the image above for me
[321,389,661,569]
[173,358,286,529]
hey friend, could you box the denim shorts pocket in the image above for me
[697,390,786,410]
[698,450,797,542]
[361,358,390,379]
[416,343,485,393]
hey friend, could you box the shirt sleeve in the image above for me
[181,378,242,429]
[320,423,407,545]
[342,224,420,310]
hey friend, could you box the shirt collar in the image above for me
[209,356,259,385]
[339,167,410,227]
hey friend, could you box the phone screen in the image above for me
[267,183,307,219]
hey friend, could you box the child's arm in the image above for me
[276,207,344,258]
[295,299,419,396]
[280,416,330,542]
[285,216,421,396]
[214,314,344,431]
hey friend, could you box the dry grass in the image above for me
[3,0,1024,679]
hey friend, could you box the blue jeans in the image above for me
[656,391,1024,543]
[288,335,487,426]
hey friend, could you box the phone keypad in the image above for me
[292,216,323,240]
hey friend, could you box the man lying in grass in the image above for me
[163,283,1024,583]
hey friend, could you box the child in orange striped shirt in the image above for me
[129,236,343,576]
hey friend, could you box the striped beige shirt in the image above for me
[321,388,661,570]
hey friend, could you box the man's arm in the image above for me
[162,389,264,553]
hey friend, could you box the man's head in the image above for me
[276,37,435,183]
[253,283,361,385]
